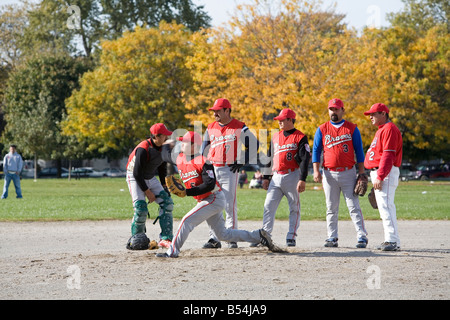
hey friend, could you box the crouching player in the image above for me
[156,131,274,258]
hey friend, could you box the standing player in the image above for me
[257,108,311,247]
[125,123,174,250]
[364,103,403,251]
[201,98,259,249]
[312,98,368,248]
[156,131,274,258]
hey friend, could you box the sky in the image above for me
[0,0,406,30]
[193,0,405,30]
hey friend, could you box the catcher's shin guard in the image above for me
[155,190,174,241]
[131,200,148,236]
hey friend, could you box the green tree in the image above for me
[383,0,450,160]
[387,0,449,33]
[2,54,91,176]
[101,0,211,37]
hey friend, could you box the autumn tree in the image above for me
[185,0,374,143]
[63,22,195,156]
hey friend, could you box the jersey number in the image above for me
[369,151,375,161]
[342,144,349,153]
[286,152,293,161]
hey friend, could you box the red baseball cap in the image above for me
[209,98,232,111]
[150,123,173,136]
[274,108,296,120]
[177,131,202,145]
[364,103,390,115]
[328,98,344,109]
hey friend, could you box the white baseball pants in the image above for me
[262,170,301,241]
[209,166,239,241]
[322,167,368,240]
[370,166,400,246]
[166,191,261,257]
[126,173,164,204]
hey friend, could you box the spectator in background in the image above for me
[238,169,248,188]
[2,144,24,199]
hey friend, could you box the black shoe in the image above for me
[377,242,400,251]
[286,239,296,247]
[356,237,368,248]
[202,238,222,249]
[324,237,338,247]
[259,229,274,251]
[228,242,238,249]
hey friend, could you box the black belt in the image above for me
[371,167,379,171]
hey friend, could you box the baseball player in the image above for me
[312,98,368,248]
[364,103,403,251]
[125,123,174,250]
[201,98,259,249]
[256,108,311,247]
[156,131,274,258]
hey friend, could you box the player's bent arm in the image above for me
[296,136,311,182]
[133,148,151,193]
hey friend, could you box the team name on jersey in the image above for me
[180,169,199,183]
[324,133,352,149]
[209,134,237,148]
[274,142,298,155]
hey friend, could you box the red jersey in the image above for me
[319,121,357,168]
[206,119,245,165]
[176,153,221,202]
[364,121,403,180]
[272,130,306,172]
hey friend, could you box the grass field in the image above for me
[0,177,448,221]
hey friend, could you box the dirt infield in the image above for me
[0,219,449,300]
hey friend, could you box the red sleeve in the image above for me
[376,125,398,180]
[377,151,395,180]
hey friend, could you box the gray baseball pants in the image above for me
[262,170,301,241]
[167,191,261,257]
[322,167,368,240]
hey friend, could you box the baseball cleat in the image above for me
[228,242,238,249]
[356,237,368,248]
[259,229,274,251]
[377,242,400,251]
[202,238,222,249]
[324,237,338,247]
[158,239,172,249]
[286,239,296,247]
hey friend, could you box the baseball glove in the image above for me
[354,173,368,196]
[165,175,186,197]
[368,187,378,209]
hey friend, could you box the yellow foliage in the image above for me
[63,22,195,153]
